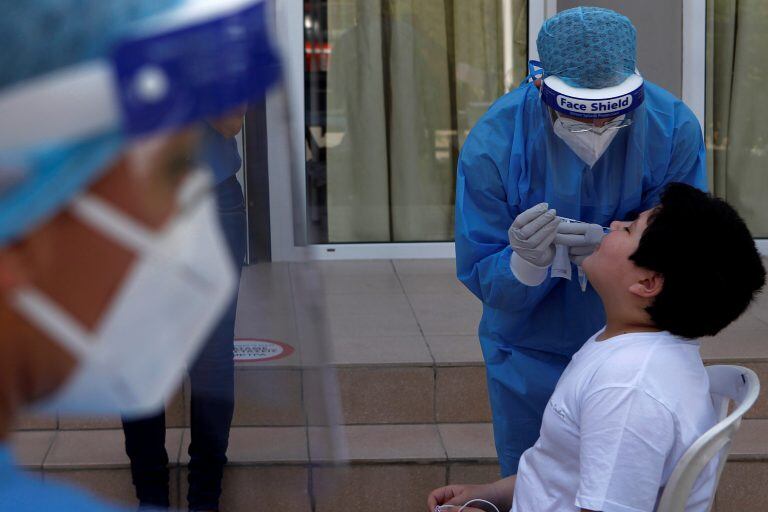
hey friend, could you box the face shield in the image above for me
[0,0,282,417]
[526,60,644,134]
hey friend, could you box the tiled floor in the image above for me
[234,260,484,369]
[234,259,768,368]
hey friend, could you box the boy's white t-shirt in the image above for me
[511,330,718,512]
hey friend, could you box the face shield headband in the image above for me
[0,0,280,152]
[525,60,644,120]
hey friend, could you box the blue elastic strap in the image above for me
[520,59,544,87]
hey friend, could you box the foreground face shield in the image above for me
[0,0,281,247]
[0,0,280,152]
[0,0,281,416]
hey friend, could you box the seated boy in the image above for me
[428,183,766,512]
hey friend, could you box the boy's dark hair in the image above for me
[630,183,766,338]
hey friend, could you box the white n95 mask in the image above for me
[10,170,236,418]
[553,118,620,167]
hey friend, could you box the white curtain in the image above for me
[325,0,528,242]
[706,0,768,236]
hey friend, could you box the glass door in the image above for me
[304,0,528,246]
[265,0,528,259]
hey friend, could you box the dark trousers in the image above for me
[122,176,246,511]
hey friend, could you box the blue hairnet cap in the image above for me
[0,0,182,245]
[536,6,637,89]
[0,1,182,90]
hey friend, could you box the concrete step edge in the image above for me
[12,420,768,472]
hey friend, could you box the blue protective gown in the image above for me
[0,444,129,511]
[455,80,706,476]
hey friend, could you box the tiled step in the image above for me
[11,420,768,512]
[13,361,491,431]
[11,352,767,433]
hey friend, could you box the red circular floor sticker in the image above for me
[233,339,294,362]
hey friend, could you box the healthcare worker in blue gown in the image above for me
[455,6,706,477]
[0,1,279,510]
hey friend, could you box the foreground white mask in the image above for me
[11,170,236,417]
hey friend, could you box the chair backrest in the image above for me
[656,365,760,512]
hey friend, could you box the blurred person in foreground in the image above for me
[0,1,279,510]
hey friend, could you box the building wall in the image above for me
[557,0,683,98]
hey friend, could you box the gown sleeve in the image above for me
[455,100,556,314]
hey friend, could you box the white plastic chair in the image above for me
[656,365,761,512]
